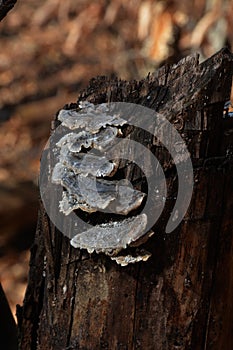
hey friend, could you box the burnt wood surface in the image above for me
[17,48,233,350]
[0,283,18,350]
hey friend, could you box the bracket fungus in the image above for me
[70,213,147,255]
[52,102,152,266]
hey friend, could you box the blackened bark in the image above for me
[0,283,18,350]
[18,48,233,350]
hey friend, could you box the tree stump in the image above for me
[17,48,233,350]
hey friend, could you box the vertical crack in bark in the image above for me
[66,252,80,348]
[203,172,227,350]
[132,264,141,350]
[53,230,63,292]
[32,276,45,350]
[44,213,56,293]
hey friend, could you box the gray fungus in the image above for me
[52,101,151,266]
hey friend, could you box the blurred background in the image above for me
[0,0,233,320]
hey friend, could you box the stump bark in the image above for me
[18,48,233,350]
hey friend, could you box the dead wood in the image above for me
[17,48,233,350]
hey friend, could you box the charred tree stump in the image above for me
[17,48,233,350]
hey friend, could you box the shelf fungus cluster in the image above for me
[52,101,152,266]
